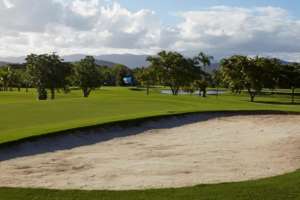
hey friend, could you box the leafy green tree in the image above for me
[57,62,73,94]
[0,66,32,92]
[212,69,223,96]
[74,56,102,98]
[147,51,195,95]
[26,54,50,100]
[278,63,300,104]
[193,78,209,97]
[99,66,115,86]
[21,70,32,92]
[112,64,132,86]
[221,55,266,102]
[134,66,157,95]
[9,69,23,92]
[192,52,213,97]
[195,52,214,72]
[0,65,12,91]
[256,57,281,91]
[26,53,69,100]
[46,54,72,99]
[132,67,143,86]
[220,55,246,95]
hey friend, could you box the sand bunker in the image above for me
[0,113,300,190]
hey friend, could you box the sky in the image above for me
[1,0,300,61]
[118,0,300,24]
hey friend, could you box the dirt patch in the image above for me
[0,114,300,190]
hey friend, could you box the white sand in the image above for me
[0,114,300,190]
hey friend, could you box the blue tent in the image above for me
[123,76,133,85]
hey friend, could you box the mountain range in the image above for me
[0,53,292,71]
[0,61,10,67]
[0,54,150,68]
[0,53,221,71]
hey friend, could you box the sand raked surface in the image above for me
[0,113,300,190]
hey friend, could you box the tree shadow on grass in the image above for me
[130,88,146,91]
[129,87,157,92]
[254,101,300,105]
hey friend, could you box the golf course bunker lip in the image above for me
[1,113,300,190]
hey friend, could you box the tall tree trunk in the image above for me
[146,82,150,96]
[83,88,92,98]
[291,87,295,104]
[4,82,8,91]
[247,89,256,102]
[174,87,179,95]
[202,88,207,97]
[170,86,179,96]
[250,95,255,102]
[37,86,47,100]
[50,88,55,100]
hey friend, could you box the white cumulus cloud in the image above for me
[0,1,300,61]
[176,6,300,61]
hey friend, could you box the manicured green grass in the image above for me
[1,87,300,200]
[1,170,300,200]
[0,87,299,145]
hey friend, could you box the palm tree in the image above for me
[195,52,214,72]
[193,52,214,97]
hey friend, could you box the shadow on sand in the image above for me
[0,111,295,162]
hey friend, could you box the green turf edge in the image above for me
[0,169,300,200]
[1,109,299,149]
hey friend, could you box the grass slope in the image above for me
[1,87,300,200]
[0,87,299,145]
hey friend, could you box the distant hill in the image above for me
[0,54,291,71]
[0,63,26,69]
[95,54,149,68]
[0,61,9,67]
[63,54,150,68]
[94,59,118,67]
[0,54,148,68]
[0,56,25,64]
[63,55,118,67]
[280,60,292,65]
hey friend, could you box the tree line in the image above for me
[0,54,134,100]
[135,52,300,103]
[220,55,300,103]
[0,51,299,103]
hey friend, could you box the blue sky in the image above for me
[117,0,300,24]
